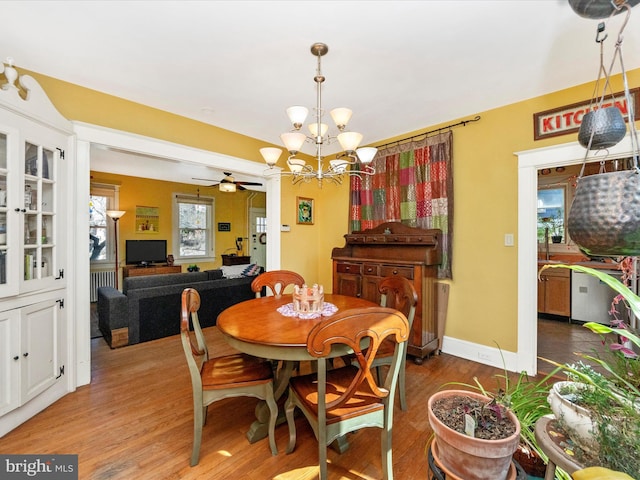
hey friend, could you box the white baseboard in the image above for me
[441,336,519,373]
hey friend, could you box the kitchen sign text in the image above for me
[533,88,640,141]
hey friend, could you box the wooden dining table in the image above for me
[217,293,378,445]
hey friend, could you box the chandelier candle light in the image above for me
[259,43,377,186]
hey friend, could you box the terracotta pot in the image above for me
[428,390,521,480]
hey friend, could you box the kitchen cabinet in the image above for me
[0,64,72,433]
[332,222,442,363]
[538,266,571,317]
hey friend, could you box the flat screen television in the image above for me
[125,239,167,265]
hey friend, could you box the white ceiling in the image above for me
[2,0,640,187]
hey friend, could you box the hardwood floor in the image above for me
[537,316,610,376]
[0,327,523,480]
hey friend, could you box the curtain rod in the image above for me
[374,115,481,151]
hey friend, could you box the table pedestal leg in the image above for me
[245,360,295,444]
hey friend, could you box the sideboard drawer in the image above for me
[336,262,362,275]
[363,264,379,276]
[380,265,414,280]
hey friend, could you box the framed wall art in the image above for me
[296,197,314,225]
[135,205,159,233]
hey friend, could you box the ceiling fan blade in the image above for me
[237,184,246,191]
[236,181,263,186]
[192,177,219,182]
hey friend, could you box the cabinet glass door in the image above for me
[22,142,55,286]
[0,133,7,287]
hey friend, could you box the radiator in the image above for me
[90,270,116,302]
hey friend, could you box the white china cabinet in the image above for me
[0,61,72,434]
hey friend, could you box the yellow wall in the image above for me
[25,67,640,353]
[91,171,265,271]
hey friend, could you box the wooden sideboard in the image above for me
[221,255,252,266]
[122,264,182,278]
[331,222,442,363]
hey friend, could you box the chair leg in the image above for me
[191,400,204,467]
[398,358,407,411]
[318,425,328,480]
[265,384,279,456]
[381,426,393,480]
[284,392,297,454]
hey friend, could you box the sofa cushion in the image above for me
[123,271,209,294]
[206,269,224,280]
[134,276,255,343]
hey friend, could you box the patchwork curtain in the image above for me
[349,131,453,279]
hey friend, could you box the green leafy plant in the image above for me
[540,263,640,476]
[443,350,568,478]
[540,214,564,237]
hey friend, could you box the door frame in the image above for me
[516,134,637,375]
[73,122,282,385]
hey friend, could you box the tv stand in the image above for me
[123,264,181,278]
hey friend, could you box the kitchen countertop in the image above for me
[538,259,622,270]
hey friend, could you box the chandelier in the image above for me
[259,43,377,185]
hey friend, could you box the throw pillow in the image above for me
[242,264,261,277]
[220,264,250,279]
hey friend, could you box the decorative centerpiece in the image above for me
[292,284,324,313]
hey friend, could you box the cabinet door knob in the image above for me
[23,352,28,357]
[13,356,19,361]
[393,269,398,275]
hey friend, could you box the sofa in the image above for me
[97,267,259,348]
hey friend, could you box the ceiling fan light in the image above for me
[337,131,363,153]
[260,147,283,167]
[286,106,309,129]
[308,122,328,138]
[356,147,377,164]
[219,183,236,193]
[287,158,306,174]
[280,132,307,153]
[330,108,352,130]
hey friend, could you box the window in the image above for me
[89,184,118,263]
[173,194,215,261]
[537,186,566,243]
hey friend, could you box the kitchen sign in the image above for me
[533,88,640,141]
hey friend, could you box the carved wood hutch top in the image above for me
[331,222,442,266]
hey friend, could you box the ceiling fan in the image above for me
[192,172,263,192]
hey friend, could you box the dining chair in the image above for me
[373,276,418,411]
[180,288,278,466]
[284,306,410,480]
[251,269,305,298]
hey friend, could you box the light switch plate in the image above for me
[504,233,514,246]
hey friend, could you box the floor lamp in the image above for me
[106,210,126,290]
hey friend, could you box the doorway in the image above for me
[517,134,637,375]
[249,207,266,268]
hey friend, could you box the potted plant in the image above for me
[442,355,564,478]
[540,215,564,243]
[539,263,640,477]
[428,389,521,480]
